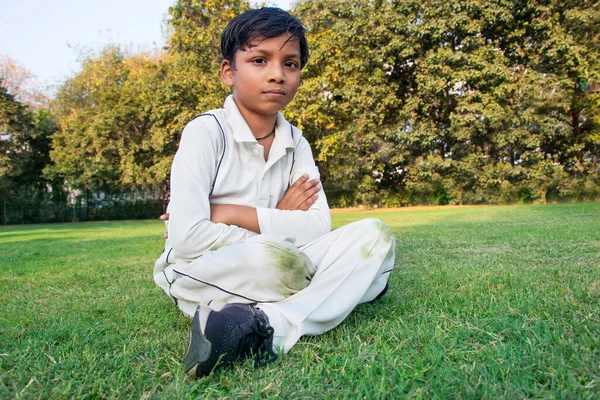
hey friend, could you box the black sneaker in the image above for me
[184,303,278,378]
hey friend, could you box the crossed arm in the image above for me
[161,174,320,236]
[167,119,331,259]
[210,174,320,232]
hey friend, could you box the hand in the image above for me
[159,213,169,238]
[277,174,321,211]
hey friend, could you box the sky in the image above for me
[0,0,292,90]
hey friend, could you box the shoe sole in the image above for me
[184,306,214,377]
[369,282,389,303]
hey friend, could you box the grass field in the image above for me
[1,203,599,399]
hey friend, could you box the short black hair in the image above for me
[221,7,309,69]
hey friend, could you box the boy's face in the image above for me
[221,33,302,122]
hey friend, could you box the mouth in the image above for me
[263,89,286,96]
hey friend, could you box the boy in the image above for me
[154,7,396,378]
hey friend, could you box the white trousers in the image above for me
[154,218,395,352]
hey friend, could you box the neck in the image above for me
[255,124,276,141]
[249,118,277,140]
[229,97,278,140]
[239,114,278,140]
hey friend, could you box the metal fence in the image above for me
[1,200,165,225]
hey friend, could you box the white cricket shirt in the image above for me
[167,95,332,263]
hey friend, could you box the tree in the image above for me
[47,1,253,205]
[146,0,251,188]
[401,0,600,203]
[291,0,415,205]
[291,0,600,205]
[47,47,166,193]
[0,80,57,223]
[0,55,49,109]
[0,81,34,197]
[43,0,600,210]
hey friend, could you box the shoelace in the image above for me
[238,314,278,368]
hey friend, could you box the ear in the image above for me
[220,59,234,87]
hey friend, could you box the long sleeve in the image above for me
[168,116,256,262]
[256,135,332,246]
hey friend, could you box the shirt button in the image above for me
[253,150,258,155]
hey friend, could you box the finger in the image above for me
[291,174,310,188]
[286,177,314,200]
[299,193,319,211]
[292,180,317,199]
[300,179,320,192]
[299,183,321,201]
[301,178,319,188]
[159,213,170,221]
[298,192,319,210]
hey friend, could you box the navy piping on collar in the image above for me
[173,269,275,304]
[190,113,227,196]
[190,113,296,194]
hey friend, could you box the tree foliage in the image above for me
[289,0,600,205]
[46,0,250,197]
[149,0,251,188]
[1,82,34,191]
[0,80,58,223]
[21,0,600,218]
[46,48,168,192]
[0,55,49,109]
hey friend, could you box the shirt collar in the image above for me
[224,95,296,150]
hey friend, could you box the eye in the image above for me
[252,57,267,64]
[285,60,299,69]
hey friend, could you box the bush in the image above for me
[516,187,534,203]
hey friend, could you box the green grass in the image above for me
[1,203,599,399]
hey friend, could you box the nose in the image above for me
[268,63,285,83]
